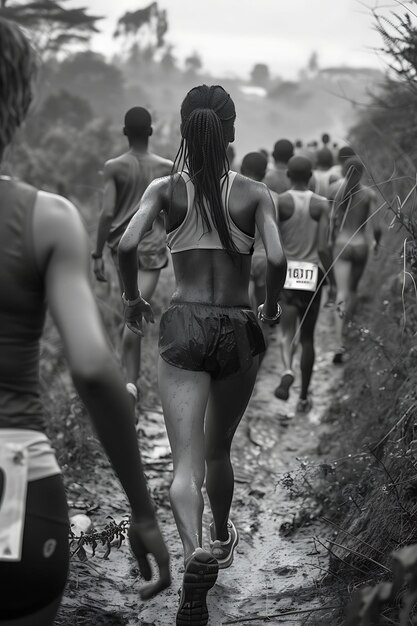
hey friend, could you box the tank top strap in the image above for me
[179,171,194,216]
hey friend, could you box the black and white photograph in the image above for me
[0,1,416,624]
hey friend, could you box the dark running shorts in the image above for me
[159,301,266,379]
[279,268,324,321]
[111,247,169,272]
[0,474,69,619]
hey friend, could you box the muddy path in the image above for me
[58,304,344,626]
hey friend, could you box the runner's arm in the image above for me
[255,185,287,317]
[34,193,170,597]
[369,189,382,250]
[317,199,336,291]
[93,162,117,258]
[118,177,167,300]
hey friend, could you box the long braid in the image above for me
[172,84,238,255]
[0,18,35,154]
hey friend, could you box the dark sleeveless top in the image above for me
[0,178,46,432]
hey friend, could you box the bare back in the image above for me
[106,150,172,250]
[330,183,376,245]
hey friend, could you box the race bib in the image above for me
[0,442,29,561]
[284,260,318,292]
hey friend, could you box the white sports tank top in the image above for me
[279,190,319,264]
[166,171,254,255]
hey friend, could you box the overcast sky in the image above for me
[80,0,400,78]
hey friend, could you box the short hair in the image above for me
[241,151,267,180]
[295,139,303,148]
[337,145,356,164]
[321,132,330,145]
[124,106,152,139]
[0,18,36,152]
[316,147,333,168]
[287,155,313,183]
[272,139,294,164]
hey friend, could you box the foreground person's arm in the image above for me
[34,191,170,600]
[118,178,167,335]
[255,185,287,319]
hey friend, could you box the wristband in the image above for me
[122,292,143,307]
[91,251,102,260]
[258,303,282,322]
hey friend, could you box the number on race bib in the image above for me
[0,443,29,561]
[284,260,319,292]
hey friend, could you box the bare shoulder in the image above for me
[149,152,174,174]
[34,191,86,243]
[312,192,330,212]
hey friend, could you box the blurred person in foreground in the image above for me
[329,157,381,364]
[118,84,287,626]
[92,107,173,412]
[274,156,336,412]
[0,19,170,626]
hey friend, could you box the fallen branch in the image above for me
[222,605,340,624]
[325,537,392,573]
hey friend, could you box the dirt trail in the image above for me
[59,305,344,626]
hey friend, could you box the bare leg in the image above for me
[205,360,259,541]
[158,357,211,564]
[3,595,63,626]
[280,303,298,372]
[348,256,368,317]
[122,269,160,387]
[298,291,322,400]
[333,258,351,350]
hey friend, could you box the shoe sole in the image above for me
[176,550,219,626]
[274,373,295,401]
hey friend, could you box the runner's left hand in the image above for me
[124,297,155,336]
[128,518,171,600]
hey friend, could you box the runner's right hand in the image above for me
[128,518,171,600]
[93,257,107,282]
[124,297,155,336]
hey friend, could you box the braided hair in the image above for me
[339,157,364,214]
[172,84,238,255]
[0,18,35,154]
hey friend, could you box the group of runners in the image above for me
[0,18,382,626]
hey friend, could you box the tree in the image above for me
[0,1,102,56]
[114,2,168,48]
[52,51,125,119]
[307,50,319,76]
[250,63,270,87]
[160,44,177,73]
[184,51,202,75]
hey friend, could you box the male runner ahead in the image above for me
[92,107,173,407]
[275,156,336,412]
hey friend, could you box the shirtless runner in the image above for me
[92,107,173,407]
[329,156,381,363]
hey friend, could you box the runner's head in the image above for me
[342,156,364,185]
[337,145,356,165]
[316,147,333,169]
[340,157,364,212]
[287,156,313,184]
[0,18,35,158]
[321,132,330,145]
[241,152,267,182]
[123,107,152,144]
[174,84,238,254]
[272,139,294,165]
